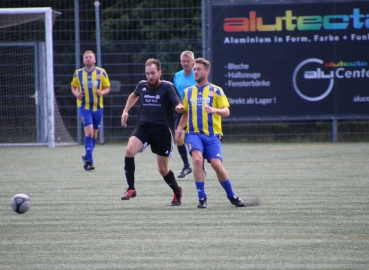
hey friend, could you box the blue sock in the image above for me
[92,138,96,149]
[178,144,190,167]
[85,136,93,162]
[220,179,235,199]
[195,182,207,199]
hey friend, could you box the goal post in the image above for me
[0,8,73,147]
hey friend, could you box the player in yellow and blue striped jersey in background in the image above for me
[71,50,110,171]
[177,57,245,208]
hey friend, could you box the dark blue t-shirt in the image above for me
[133,80,181,127]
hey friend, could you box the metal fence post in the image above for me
[74,0,82,145]
[332,118,338,142]
[95,1,104,145]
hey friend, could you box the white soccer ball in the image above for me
[11,194,31,214]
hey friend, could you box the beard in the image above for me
[84,62,95,70]
[195,76,205,84]
[147,78,160,89]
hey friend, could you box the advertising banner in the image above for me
[208,0,369,119]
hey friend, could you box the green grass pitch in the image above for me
[1,143,368,269]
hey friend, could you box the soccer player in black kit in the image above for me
[120,58,185,206]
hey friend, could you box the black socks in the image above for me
[163,170,180,193]
[124,157,135,189]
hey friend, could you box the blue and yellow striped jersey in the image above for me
[71,67,110,111]
[183,83,230,136]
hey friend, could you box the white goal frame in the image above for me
[0,8,57,147]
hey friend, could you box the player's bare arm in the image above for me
[121,93,140,127]
[71,86,84,100]
[204,105,230,117]
[96,86,111,97]
[177,112,188,138]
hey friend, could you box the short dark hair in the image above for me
[194,57,211,70]
[145,58,161,71]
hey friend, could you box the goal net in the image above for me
[0,8,76,147]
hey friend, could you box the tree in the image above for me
[100,0,202,74]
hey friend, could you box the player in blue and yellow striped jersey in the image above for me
[71,50,110,171]
[177,57,245,208]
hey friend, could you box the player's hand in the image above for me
[96,89,103,97]
[205,105,215,114]
[175,104,184,113]
[76,92,84,100]
[121,112,129,127]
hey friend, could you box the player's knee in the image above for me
[192,156,203,167]
[125,145,137,157]
[175,138,183,145]
[211,161,223,173]
[84,130,93,137]
[158,167,169,176]
[83,124,94,137]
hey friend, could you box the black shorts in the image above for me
[132,122,174,157]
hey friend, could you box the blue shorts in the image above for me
[186,133,223,162]
[79,108,103,129]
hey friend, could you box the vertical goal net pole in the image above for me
[45,8,55,148]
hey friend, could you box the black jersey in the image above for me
[133,80,181,127]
